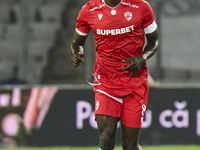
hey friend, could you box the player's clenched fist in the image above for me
[71,45,84,67]
[122,55,145,73]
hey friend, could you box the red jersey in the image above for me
[76,0,157,97]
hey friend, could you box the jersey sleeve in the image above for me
[141,1,157,34]
[76,4,90,36]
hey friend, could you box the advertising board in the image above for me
[0,87,199,146]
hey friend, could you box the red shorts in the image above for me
[94,81,149,128]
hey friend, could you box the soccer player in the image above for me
[70,0,159,150]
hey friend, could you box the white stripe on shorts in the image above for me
[95,89,123,103]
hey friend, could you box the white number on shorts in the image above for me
[141,104,146,123]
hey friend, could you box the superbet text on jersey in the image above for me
[75,0,157,96]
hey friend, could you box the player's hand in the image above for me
[71,45,84,67]
[122,55,145,73]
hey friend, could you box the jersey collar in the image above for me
[102,0,122,8]
[102,0,123,2]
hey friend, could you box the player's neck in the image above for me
[104,0,121,7]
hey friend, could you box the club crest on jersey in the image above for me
[124,11,132,21]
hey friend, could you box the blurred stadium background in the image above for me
[0,0,199,148]
[0,0,199,85]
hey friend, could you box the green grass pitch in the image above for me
[0,145,199,150]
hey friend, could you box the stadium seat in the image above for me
[0,23,7,39]
[0,4,12,23]
[39,4,64,23]
[0,59,15,82]
[6,24,22,41]
[26,41,52,83]
[30,22,59,42]
[11,4,22,23]
[43,0,68,5]
[0,40,22,64]
[0,0,18,4]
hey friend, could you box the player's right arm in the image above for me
[70,3,90,67]
[71,32,87,67]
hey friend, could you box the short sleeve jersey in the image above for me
[76,0,157,96]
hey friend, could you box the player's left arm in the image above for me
[142,1,159,61]
[143,27,159,61]
[122,2,159,73]
[122,27,159,73]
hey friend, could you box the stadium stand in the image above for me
[27,41,52,83]
[0,0,70,84]
[40,4,63,23]
[0,0,199,84]
[0,4,12,23]
[6,24,22,41]
[29,22,59,43]
[0,40,22,63]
